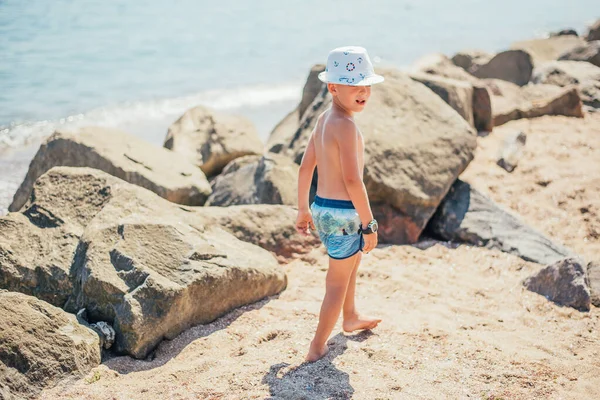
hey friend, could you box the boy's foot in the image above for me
[305,341,330,362]
[342,315,382,332]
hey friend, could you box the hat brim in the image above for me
[318,71,384,86]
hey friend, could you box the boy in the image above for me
[295,46,384,362]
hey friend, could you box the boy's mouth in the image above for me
[356,99,366,105]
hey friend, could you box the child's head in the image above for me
[318,46,384,113]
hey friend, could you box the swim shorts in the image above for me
[310,195,364,260]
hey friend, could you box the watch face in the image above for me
[370,220,378,232]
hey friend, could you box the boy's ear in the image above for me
[327,83,337,95]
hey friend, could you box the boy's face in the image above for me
[328,83,371,113]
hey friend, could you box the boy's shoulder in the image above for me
[318,110,357,138]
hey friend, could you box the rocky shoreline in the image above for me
[1,19,600,400]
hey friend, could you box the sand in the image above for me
[38,114,600,400]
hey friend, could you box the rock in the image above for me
[451,50,493,72]
[512,36,586,63]
[586,19,600,41]
[409,72,475,127]
[299,64,327,117]
[0,291,101,399]
[200,205,322,263]
[587,261,600,307]
[9,127,211,213]
[267,65,326,154]
[206,154,298,207]
[558,41,600,67]
[220,154,263,176]
[283,68,477,244]
[533,60,600,86]
[4,166,287,359]
[411,54,493,132]
[486,80,584,126]
[0,167,114,307]
[523,258,591,311]
[164,106,263,177]
[470,50,534,86]
[90,321,116,350]
[550,29,578,37]
[497,131,527,172]
[580,80,600,109]
[266,108,300,154]
[426,179,574,265]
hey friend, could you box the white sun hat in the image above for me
[318,46,384,86]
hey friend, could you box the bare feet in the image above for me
[305,341,330,362]
[342,314,382,332]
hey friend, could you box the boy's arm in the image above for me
[334,120,374,227]
[295,132,317,235]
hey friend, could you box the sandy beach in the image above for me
[38,113,600,399]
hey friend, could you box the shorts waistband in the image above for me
[314,195,355,209]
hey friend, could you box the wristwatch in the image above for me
[361,219,378,235]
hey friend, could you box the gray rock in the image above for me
[550,29,578,37]
[558,41,600,67]
[409,72,475,127]
[426,179,574,265]
[486,80,584,126]
[532,60,600,86]
[2,167,287,359]
[410,54,493,132]
[470,50,534,86]
[90,321,116,350]
[586,19,600,41]
[451,50,492,71]
[206,153,298,207]
[587,261,600,307]
[497,131,527,172]
[524,258,591,311]
[0,291,101,399]
[512,36,586,64]
[9,127,211,213]
[164,106,263,178]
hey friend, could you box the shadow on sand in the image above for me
[262,330,376,399]
[101,294,278,374]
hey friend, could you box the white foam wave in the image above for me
[0,82,302,150]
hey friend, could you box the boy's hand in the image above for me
[295,210,316,236]
[362,232,378,253]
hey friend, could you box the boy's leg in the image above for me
[306,253,359,362]
[342,252,382,332]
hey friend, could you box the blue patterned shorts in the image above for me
[310,196,364,260]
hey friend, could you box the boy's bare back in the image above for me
[312,110,364,201]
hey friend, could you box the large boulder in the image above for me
[512,35,587,63]
[485,80,584,126]
[426,180,574,265]
[586,19,600,42]
[206,153,298,207]
[550,29,578,37]
[200,205,322,263]
[523,258,591,311]
[532,60,600,86]
[164,106,263,177]
[409,72,475,127]
[9,127,211,213]
[587,261,600,307]
[0,291,100,399]
[411,54,493,132]
[283,68,477,244]
[267,65,326,154]
[470,50,534,86]
[2,167,287,359]
[558,41,600,67]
